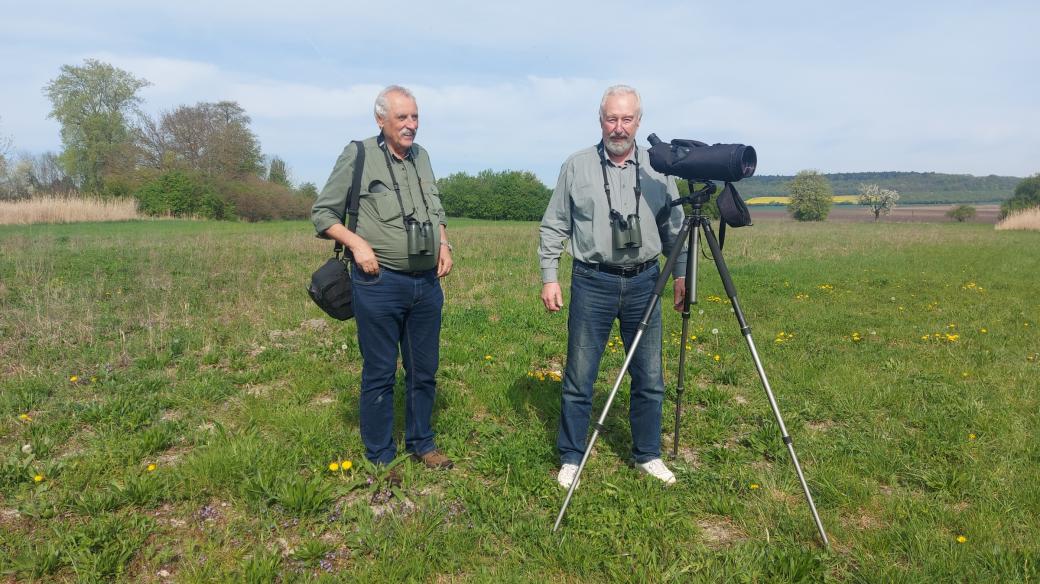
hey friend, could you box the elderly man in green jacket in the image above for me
[312,85,455,475]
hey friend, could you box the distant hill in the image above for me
[740,171,1022,204]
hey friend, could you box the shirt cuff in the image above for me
[541,267,558,283]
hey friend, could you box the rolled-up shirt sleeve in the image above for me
[311,142,358,238]
[538,161,573,283]
[659,177,687,279]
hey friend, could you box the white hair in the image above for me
[599,85,642,120]
[374,85,416,119]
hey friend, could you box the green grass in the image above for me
[1,217,1038,582]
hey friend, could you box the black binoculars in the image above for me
[611,212,642,249]
[406,218,435,256]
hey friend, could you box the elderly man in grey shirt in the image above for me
[539,85,687,489]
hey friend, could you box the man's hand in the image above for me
[437,244,453,278]
[542,282,564,312]
[350,239,380,274]
[673,277,687,311]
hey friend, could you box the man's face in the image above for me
[600,93,641,158]
[376,91,419,157]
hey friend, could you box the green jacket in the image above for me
[312,135,446,272]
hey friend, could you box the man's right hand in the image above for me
[350,240,379,274]
[541,282,564,312]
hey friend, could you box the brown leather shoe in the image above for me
[384,468,403,488]
[411,449,454,470]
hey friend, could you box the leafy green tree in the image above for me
[858,183,901,222]
[787,170,832,221]
[295,182,319,199]
[946,205,976,222]
[135,170,232,219]
[43,59,150,193]
[267,156,291,187]
[438,170,550,220]
[1000,174,1040,219]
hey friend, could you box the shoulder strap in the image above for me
[334,140,365,256]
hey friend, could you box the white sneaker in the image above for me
[636,458,677,485]
[557,463,580,489]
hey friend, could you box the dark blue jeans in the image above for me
[558,261,665,465]
[352,265,443,464]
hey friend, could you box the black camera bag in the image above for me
[716,182,752,249]
[308,140,365,320]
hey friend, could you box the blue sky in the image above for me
[1,0,1037,188]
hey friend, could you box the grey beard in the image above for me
[604,136,634,157]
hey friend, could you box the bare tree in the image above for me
[135,101,263,178]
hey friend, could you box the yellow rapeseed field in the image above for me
[745,195,859,205]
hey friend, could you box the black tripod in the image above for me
[552,181,830,548]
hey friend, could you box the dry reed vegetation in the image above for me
[995,206,1040,231]
[0,194,141,225]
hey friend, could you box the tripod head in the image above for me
[671,180,718,211]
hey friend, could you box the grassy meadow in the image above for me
[1,217,1038,582]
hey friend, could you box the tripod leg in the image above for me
[699,218,831,548]
[672,219,699,458]
[553,216,694,532]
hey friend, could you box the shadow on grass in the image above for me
[506,374,633,466]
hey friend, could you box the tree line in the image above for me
[2,62,1035,222]
[0,59,314,221]
[780,170,1039,222]
[743,171,1022,204]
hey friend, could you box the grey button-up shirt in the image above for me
[538,144,687,283]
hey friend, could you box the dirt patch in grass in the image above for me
[697,516,747,547]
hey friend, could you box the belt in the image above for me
[575,259,657,277]
[384,267,436,277]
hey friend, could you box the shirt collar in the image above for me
[597,141,638,168]
[377,133,413,161]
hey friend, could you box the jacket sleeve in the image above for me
[311,142,359,238]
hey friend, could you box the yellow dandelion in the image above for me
[69,375,79,383]
[961,372,970,378]
[968,433,976,440]
[713,354,721,362]
[750,483,760,490]
[921,335,930,340]
[33,474,44,483]
[328,462,340,472]
[341,460,352,471]
[956,535,967,543]
[484,355,493,360]
[980,328,987,334]
[18,413,32,422]
[146,463,157,472]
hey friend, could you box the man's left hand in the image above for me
[437,245,453,278]
[673,277,686,311]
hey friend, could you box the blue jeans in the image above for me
[352,265,443,464]
[558,261,665,465]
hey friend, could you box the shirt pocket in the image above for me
[570,182,599,222]
[364,191,403,223]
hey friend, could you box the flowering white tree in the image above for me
[858,183,900,222]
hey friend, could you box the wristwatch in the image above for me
[440,241,454,252]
